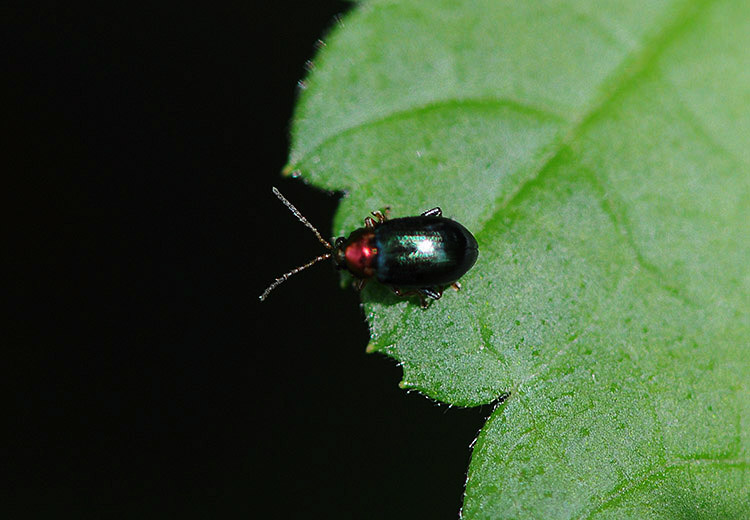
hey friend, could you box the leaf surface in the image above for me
[288,0,750,516]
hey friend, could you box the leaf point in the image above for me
[281,164,302,178]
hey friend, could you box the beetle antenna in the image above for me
[271,187,333,250]
[259,253,332,301]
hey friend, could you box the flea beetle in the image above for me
[259,187,478,307]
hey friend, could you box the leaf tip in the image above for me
[365,342,377,354]
[281,164,301,178]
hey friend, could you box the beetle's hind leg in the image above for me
[414,287,444,308]
[392,286,443,308]
[392,286,420,306]
[420,286,443,299]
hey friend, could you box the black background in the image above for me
[5,3,489,517]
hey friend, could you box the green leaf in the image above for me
[288,0,750,517]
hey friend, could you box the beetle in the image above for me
[259,187,478,308]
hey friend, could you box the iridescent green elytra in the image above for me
[373,216,478,288]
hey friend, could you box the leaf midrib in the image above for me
[474,0,713,238]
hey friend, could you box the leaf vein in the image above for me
[577,457,750,519]
[289,97,567,170]
[583,165,699,309]
[665,76,750,170]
